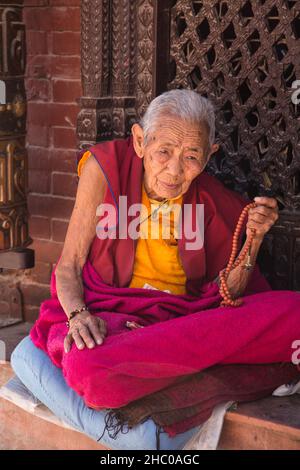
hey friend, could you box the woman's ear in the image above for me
[131,123,145,159]
[207,143,219,160]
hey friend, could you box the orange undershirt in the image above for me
[78,151,187,295]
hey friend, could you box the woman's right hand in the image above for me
[64,311,107,353]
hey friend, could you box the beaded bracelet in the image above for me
[66,305,89,328]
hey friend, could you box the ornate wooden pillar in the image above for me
[0,1,34,324]
[78,0,132,146]
[77,0,158,147]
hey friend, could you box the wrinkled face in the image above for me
[132,115,218,201]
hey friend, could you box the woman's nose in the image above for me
[167,155,184,176]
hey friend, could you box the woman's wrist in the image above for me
[66,305,90,327]
[246,233,264,246]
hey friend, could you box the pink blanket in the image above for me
[30,258,300,409]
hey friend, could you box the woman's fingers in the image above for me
[249,206,273,218]
[248,213,266,224]
[64,314,108,353]
[249,207,278,222]
[64,333,73,353]
[78,325,95,349]
[254,196,278,209]
[88,317,106,345]
[72,330,86,350]
[247,197,279,241]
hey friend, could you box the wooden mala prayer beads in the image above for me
[219,202,257,307]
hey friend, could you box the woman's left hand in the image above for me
[246,196,279,242]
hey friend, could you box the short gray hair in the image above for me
[139,89,215,147]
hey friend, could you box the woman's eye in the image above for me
[159,150,168,154]
[186,155,197,161]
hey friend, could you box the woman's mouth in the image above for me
[160,181,181,190]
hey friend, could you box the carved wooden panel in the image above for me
[0,1,28,324]
[0,1,30,252]
[77,0,157,147]
[79,0,136,146]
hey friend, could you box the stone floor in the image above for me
[0,322,32,361]
[0,364,109,450]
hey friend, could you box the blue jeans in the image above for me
[10,336,201,450]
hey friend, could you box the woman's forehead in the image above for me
[147,115,209,142]
[149,125,209,147]
[158,140,204,152]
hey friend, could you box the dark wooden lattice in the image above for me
[155,0,300,289]
[164,0,300,210]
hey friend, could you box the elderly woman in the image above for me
[11,89,300,450]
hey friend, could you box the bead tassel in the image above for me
[219,202,257,307]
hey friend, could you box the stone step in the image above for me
[0,395,109,450]
[0,362,299,450]
[0,362,109,450]
[219,395,300,450]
